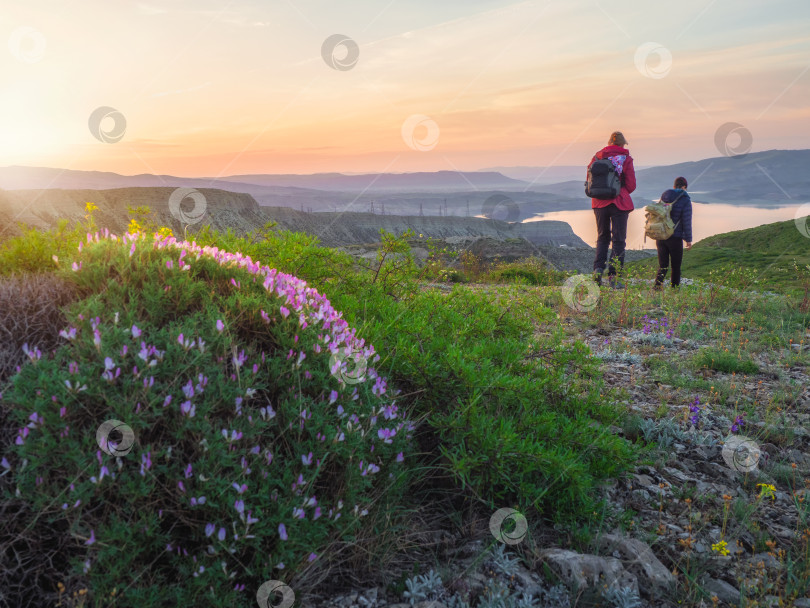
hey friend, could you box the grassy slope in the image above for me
[628,215,810,293]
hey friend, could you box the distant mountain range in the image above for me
[476,165,587,184]
[0,150,806,219]
[215,170,526,192]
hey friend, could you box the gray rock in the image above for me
[334,594,360,608]
[358,588,381,607]
[703,578,740,604]
[631,489,651,502]
[414,602,447,608]
[539,548,638,596]
[792,598,810,608]
[663,466,691,483]
[512,564,544,597]
[596,534,676,599]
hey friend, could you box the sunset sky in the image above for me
[1,0,809,177]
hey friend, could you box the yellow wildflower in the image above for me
[711,540,730,556]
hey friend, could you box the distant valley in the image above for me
[0,150,806,223]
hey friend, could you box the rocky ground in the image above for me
[298,282,810,608]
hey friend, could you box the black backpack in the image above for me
[585,157,622,200]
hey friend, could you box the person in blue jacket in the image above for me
[654,176,692,289]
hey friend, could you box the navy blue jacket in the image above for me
[660,188,692,242]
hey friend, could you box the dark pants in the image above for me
[655,236,684,286]
[593,204,629,276]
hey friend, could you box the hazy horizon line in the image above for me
[1,146,807,181]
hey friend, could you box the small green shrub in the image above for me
[486,258,566,286]
[693,347,759,374]
[0,221,83,276]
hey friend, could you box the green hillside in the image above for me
[2,210,810,607]
[628,215,810,294]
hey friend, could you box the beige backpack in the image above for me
[644,192,683,242]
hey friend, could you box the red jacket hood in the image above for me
[598,145,630,157]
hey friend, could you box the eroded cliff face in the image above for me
[0,187,263,236]
[0,187,588,249]
[263,209,588,248]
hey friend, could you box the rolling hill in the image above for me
[628,214,810,293]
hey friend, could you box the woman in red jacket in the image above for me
[588,131,636,289]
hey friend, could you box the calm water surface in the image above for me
[525,203,808,249]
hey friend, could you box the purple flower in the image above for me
[689,397,701,426]
[378,428,396,444]
[182,381,195,399]
[278,523,288,541]
[232,483,247,494]
[180,401,196,417]
[301,452,313,466]
[85,530,96,545]
[140,452,152,476]
[205,523,215,537]
[234,500,245,515]
[218,527,226,541]
[222,429,243,442]
[216,319,224,333]
[131,325,141,339]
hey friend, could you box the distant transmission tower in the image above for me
[466,199,469,217]
[370,201,375,214]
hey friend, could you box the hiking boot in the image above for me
[608,275,625,290]
[592,271,603,287]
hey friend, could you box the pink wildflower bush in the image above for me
[2,231,412,607]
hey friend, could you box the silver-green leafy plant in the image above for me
[538,584,571,608]
[603,585,642,608]
[488,544,520,576]
[639,417,688,448]
[403,569,445,606]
